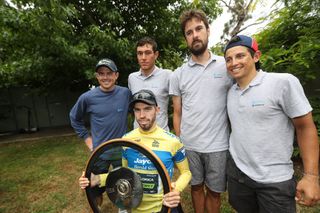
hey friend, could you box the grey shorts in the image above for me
[185,149,227,193]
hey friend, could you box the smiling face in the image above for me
[95,66,119,92]
[225,46,261,88]
[137,44,158,76]
[184,17,209,56]
[133,102,159,131]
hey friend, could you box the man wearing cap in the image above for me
[224,35,320,212]
[79,89,191,213]
[170,9,233,213]
[70,58,131,206]
[128,37,172,131]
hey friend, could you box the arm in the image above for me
[163,157,191,208]
[172,96,182,136]
[69,97,91,149]
[292,112,320,206]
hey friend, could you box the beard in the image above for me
[189,39,208,56]
[138,116,156,131]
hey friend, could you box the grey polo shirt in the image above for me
[169,53,233,152]
[227,71,312,183]
[128,66,171,131]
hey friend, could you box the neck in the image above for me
[237,70,258,89]
[141,66,155,77]
[191,49,210,65]
[99,85,115,92]
[139,123,157,133]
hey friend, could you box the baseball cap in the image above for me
[130,90,158,109]
[95,58,118,72]
[224,35,259,54]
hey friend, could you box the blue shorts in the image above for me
[185,150,227,193]
[227,155,296,213]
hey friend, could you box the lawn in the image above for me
[0,135,319,213]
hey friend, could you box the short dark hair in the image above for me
[136,37,158,52]
[179,9,209,37]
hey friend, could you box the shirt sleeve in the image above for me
[169,69,181,97]
[172,141,191,192]
[279,74,312,118]
[69,94,90,140]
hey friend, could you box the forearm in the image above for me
[173,112,181,136]
[297,128,319,175]
[295,113,319,175]
[174,160,192,192]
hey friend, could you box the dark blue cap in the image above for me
[224,35,259,54]
[95,58,118,72]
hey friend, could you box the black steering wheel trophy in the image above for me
[84,138,184,213]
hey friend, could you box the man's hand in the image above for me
[85,137,93,151]
[163,182,181,208]
[295,174,320,206]
[79,171,90,189]
[79,171,101,189]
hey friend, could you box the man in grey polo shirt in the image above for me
[225,35,320,212]
[128,37,171,131]
[170,9,233,213]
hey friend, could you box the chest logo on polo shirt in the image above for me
[251,100,265,107]
[152,140,159,148]
[134,138,141,142]
[213,73,223,78]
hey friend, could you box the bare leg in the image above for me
[191,184,205,213]
[205,186,221,213]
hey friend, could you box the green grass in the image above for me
[0,136,319,213]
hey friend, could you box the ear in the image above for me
[156,106,160,114]
[154,51,159,60]
[254,50,262,62]
[115,72,119,80]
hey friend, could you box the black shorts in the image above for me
[226,155,296,213]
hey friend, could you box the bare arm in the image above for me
[172,96,182,136]
[292,112,320,206]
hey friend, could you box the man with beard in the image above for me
[79,90,191,213]
[169,9,233,213]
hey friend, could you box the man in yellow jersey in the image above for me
[79,89,191,213]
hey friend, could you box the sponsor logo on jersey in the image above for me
[152,140,159,148]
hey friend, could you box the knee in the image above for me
[206,186,220,199]
[191,183,204,192]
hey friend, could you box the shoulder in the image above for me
[122,128,139,139]
[128,71,140,79]
[157,128,181,144]
[115,86,131,94]
[264,71,299,85]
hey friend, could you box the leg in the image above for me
[206,187,221,213]
[185,150,205,213]
[204,151,228,213]
[227,175,259,213]
[257,177,296,213]
[191,184,206,213]
[226,154,259,213]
